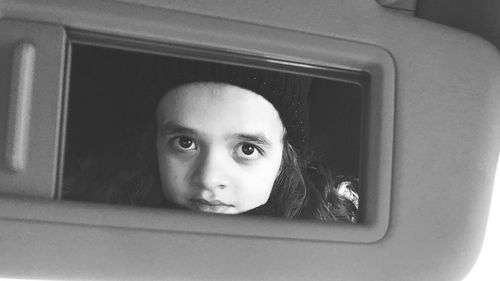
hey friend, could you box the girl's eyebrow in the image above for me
[233,134,273,147]
[158,121,199,136]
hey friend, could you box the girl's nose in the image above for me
[191,148,230,191]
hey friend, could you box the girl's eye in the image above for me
[172,136,196,151]
[235,143,262,160]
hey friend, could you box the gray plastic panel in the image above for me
[0,1,499,281]
[0,20,65,198]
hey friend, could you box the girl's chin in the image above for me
[240,202,276,217]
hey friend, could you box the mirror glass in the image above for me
[62,43,365,223]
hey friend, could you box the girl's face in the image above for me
[156,82,285,214]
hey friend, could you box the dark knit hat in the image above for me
[136,56,312,153]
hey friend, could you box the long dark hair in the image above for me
[247,134,358,222]
[64,120,358,223]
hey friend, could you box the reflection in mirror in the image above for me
[62,43,363,223]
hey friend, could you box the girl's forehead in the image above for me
[156,82,285,138]
[159,82,264,104]
[157,82,279,120]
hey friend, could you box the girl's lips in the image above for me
[189,198,234,213]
